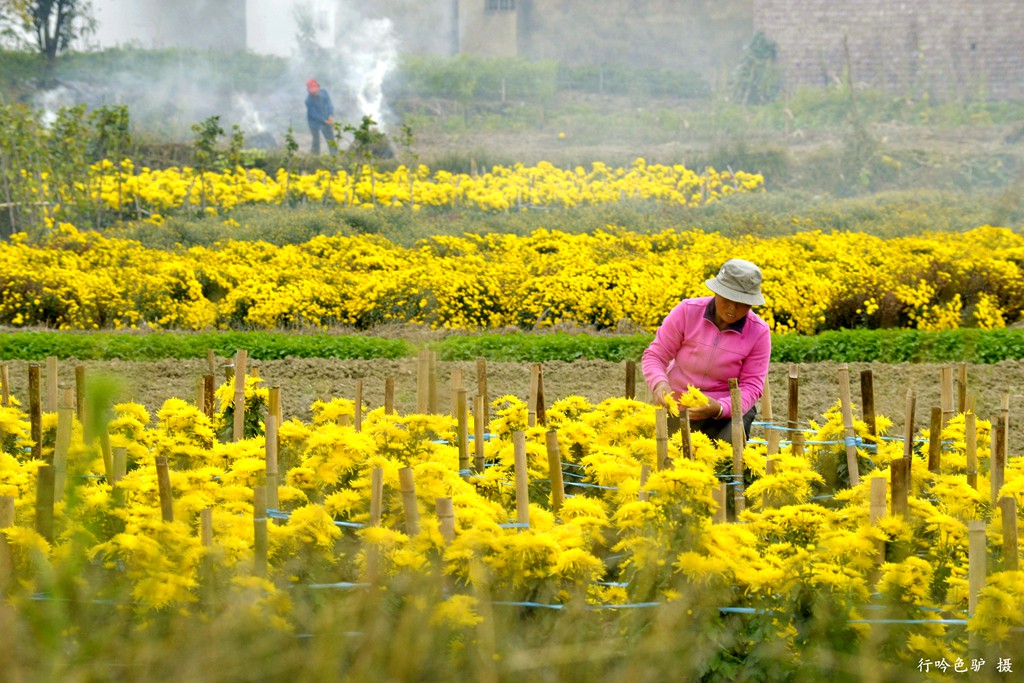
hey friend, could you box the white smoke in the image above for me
[233,94,266,134]
[334,3,399,129]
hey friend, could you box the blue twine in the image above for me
[268,508,365,529]
[307,582,371,590]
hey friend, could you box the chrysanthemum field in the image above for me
[0,360,1021,682]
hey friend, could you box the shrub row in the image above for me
[2,328,1023,364]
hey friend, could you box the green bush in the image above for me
[2,328,1022,364]
[0,331,412,362]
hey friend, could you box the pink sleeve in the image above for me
[727,325,772,419]
[641,304,684,391]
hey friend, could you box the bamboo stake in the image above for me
[204,375,215,420]
[901,388,916,461]
[860,369,876,439]
[0,496,15,590]
[111,447,127,508]
[428,350,439,414]
[1000,393,1010,469]
[384,377,395,415]
[450,367,463,417]
[927,406,943,474]
[201,508,213,547]
[788,365,803,455]
[545,429,565,515]
[416,349,429,413]
[968,520,986,617]
[712,482,727,524]
[473,394,486,474]
[837,365,860,487]
[207,349,216,376]
[869,477,888,524]
[940,366,954,430]
[269,384,282,426]
[966,409,978,490]
[75,365,85,423]
[763,458,776,510]
[437,497,456,545]
[679,411,693,460]
[369,467,384,527]
[253,485,268,578]
[265,415,279,510]
[991,415,1006,504]
[729,378,745,516]
[625,359,636,399]
[354,379,363,433]
[638,464,651,502]
[45,355,57,413]
[1000,497,1019,571]
[528,364,541,427]
[53,389,73,499]
[870,477,888,565]
[29,363,41,461]
[957,363,967,414]
[535,364,545,426]
[457,388,469,480]
[655,407,669,471]
[762,375,780,456]
[156,456,174,523]
[232,350,247,442]
[99,429,113,482]
[512,431,530,526]
[890,457,909,518]
[399,466,420,536]
[476,358,489,425]
[35,464,54,543]
[112,446,127,482]
[0,363,9,406]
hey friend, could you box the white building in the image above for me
[86,0,337,56]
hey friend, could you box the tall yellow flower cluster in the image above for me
[0,378,1020,663]
[1,224,1021,332]
[80,158,762,215]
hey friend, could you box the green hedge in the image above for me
[2,328,1024,364]
[0,332,412,362]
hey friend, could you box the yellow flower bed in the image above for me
[48,158,762,215]
[0,378,1021,665]
[1,224,1021,332]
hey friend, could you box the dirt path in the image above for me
[4,357,1022,453]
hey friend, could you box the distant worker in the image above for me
[642,259,771,442]
[305,78,335,155]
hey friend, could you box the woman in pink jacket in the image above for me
[642,259,771,442]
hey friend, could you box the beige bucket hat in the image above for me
[705,259,765,306]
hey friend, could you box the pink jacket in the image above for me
[642,296,771,418]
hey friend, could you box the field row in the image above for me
[0,372,1022,677]
[1,224,1020,333]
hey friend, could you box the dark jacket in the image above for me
[305,90,334,125]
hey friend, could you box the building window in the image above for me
[486,0,515,11]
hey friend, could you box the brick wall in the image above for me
[754,0,1024,100]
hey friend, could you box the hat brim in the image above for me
[705,278,765,306]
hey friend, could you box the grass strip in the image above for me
[0,331,413,361]
[1,328,1023,364]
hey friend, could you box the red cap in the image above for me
[306,79,319,93]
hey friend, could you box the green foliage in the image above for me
[730,32,781,106]
[2,328,1022,364]
[0,331,413,361]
